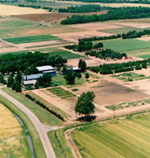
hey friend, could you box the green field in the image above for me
[100,27,144,34]
[51,74,86,86]
[72,114,150,158]
[2,88,62,126]
[48,50,84,59]
[3,34,60,44]
[0,19,35,29]
[95,39,150,52]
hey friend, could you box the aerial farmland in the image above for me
[1,1,150,158]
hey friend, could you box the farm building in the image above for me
[22,80,36,88]
[22,74,43,82]
[36,65,56,76]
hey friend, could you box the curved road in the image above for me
[0,89,57,158]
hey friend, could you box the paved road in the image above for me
[0,89,58,158]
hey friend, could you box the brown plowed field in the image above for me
[12,10,107,23]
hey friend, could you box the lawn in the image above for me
[48,129,73,158]
[51,73,86,86]
[47,50,84,59]
[0,95,46,158]
[2,88,62,126]
[3,34,61,44]
[0,103,31,157]
[72,114,150,158]
[100,27,144,34]
[94,39,150,52]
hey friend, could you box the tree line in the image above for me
[58,5,105,13]
[85,49,127,60]
[61,7,150,25]
[89,59,149,74]
[58,0,150,4]
[0,51,67,74]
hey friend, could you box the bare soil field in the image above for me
[0,103,30,157]
[15,25,84,37]
[13,10,107,23]
[54,30,113,42]
[31,88,77,120]
[0,40,14,48]
[0,4,47,16]
[74,80,149,106]
[136,35,150,41]
[70,22,125,31]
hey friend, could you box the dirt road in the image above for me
[0,89,58,158]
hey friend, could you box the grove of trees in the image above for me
[61,7,150,25]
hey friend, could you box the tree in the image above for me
[15,81,22,92]
[35,81,39,89]
[75,91,95,119]
[78,59,87,72]
[85,73,89,80]
[7,73,14,87]
[64,72,75,84]
[37,73,52,86]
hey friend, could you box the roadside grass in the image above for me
[3,34,61,44]
[100,27,143,34]
[47,50,84,59]
[0,103,31,157]
[48,129,73,158]
[93,39,150,52]
[0,95,46,158]
[71,114,150,157]
[2,88,62,126]
[26,91,70,119]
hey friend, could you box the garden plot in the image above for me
[111,72,150,82]
[47,87,76,99]
[31,87,78,120]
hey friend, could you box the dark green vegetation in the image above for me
[71,114,150,157]
[58,4,105,13]
[85,49,127,59]
[25,93,64,121]
[0,51,67,74]
[47,87,76,99]
[3,35,60,44]
[112,72,150,82]
[64,72,76,84]
[37,73,52,86]
[89,60,148,74]
[75,91,95,118]
[61,7,150,24]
